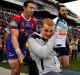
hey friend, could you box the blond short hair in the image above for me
[41,18,55,27]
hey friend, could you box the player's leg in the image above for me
[8,59,21,75]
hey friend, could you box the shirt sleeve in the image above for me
[10,15,20,29]
[28,34,57,59]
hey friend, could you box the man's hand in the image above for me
[15,48,24,64]
[18,53,24,64]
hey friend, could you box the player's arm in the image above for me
[11,29,21,55]
[11,28,24,64]
[10,15,24,64]
[10,15,21,55]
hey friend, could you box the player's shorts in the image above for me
[6,48,26,60]
[54,47,69,57]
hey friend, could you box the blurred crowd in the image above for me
[0,6,18,62]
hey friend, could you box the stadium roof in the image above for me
[55,0,77,3]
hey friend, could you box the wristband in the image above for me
[16,48,21,55]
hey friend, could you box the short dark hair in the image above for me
[23,0,35,8]
[57,5,66,10]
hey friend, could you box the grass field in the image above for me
[69,54,80,72]
[0,56,80,74]
[69,59,80,72]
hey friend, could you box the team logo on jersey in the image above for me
[21,22,24,27]
[20,22,25,32]
[10,20,17,26]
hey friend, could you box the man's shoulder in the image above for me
[12,14,21,22]
[30,32,41,39]
[31,18,36,21]
[53,17,59,24]
[30,18,37,24]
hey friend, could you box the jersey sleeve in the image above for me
[10,15,21,29]
[53,17,58,24]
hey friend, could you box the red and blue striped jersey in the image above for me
[6,14,38,51]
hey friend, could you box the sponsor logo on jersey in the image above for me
[21,22,24,27]
[10,20,17,26]
[59,29,68,35]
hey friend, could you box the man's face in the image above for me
[58,7,67,19]
[40,24,55,39]
[24,3,36,16]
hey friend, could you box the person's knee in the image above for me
[9,60,20,75]
[63,56,70,69]
[12,69,20,75]
[62,62,69,69]
[63,64,70,69]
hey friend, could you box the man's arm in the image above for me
[10,15,22,55]
[11,29,20,54]
[28,33,57,59]
[11,29,24,64]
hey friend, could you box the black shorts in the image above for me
[54,47,69,57]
